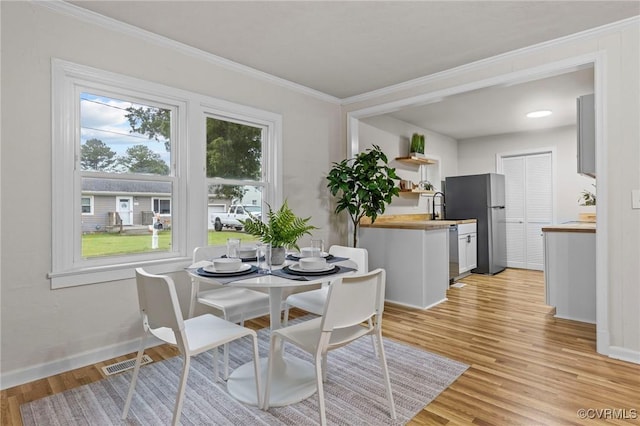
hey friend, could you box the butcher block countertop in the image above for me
[359,214,476,230]
[542,222,596,233]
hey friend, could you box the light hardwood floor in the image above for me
[2,269,638,425]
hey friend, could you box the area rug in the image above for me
[20,320,468,425]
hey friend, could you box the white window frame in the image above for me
[81,195,94,215]
[152,197,172,215]
[202,110,276,226]
[50,59,282,288]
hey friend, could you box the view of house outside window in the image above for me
[80,92,174,257]
[51,59,282,288]
[206,117,264,245]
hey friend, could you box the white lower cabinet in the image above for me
[451,223,477,279]
[458,230,477,273]
[543,230,596,323]
[360,226,449,310]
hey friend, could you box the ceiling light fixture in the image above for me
[526,110,552,118]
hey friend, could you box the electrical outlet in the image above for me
[632,189,640,209]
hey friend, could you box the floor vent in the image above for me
[450,282,467,288]
[101,354,153,376]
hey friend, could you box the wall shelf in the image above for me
[399,189,435,196]
[395,156,437,166]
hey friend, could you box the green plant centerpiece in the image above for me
[327,144,400,247]
[239,200,316,264]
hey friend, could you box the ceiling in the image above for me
[67,1,638,138]
[386,66,595,139]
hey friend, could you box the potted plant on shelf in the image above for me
[239,200,316,264]
[327,144,400,247]
[578,184,596,222]
[410,133,425,157]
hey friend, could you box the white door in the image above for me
[501,152,553,270]
[116,197,133,225]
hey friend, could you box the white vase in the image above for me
[271,246,287,265]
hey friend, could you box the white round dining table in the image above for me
[186,256,357,407]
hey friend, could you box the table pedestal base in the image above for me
[227,357,317,407]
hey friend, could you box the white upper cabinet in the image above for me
[577,94,595,178]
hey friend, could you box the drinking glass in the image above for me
[311,238,324,257]
[227,238,241,259]
[257,243,272,274]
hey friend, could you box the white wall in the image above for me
[343,21,640,360]
[2,3,638,389]
[0,2,341,387]
[458,126,596,223]
[359,115,458,215]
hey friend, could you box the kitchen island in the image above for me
[543,221,596,323]
[359,214,476,309]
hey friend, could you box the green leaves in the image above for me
[118,145,170,175]
[579,184,596,206]
[80,138,118,171]
[239,200,316,250]
[205,118,263,201]
[326,145,400,246]
[410,133,425,154]
[125,106,171,151]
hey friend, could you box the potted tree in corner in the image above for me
[239,200,316,264]
[327,145,400,247]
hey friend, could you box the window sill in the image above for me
[48,256,192,289]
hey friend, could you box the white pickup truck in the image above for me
[212,205,261,231]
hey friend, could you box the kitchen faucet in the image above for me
[432,192,446,220]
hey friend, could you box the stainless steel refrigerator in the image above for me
[445,173,507,275]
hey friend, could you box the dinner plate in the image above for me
[289,262,333,273]
[222,255,262,262]
[287,252,334,261]
[283,264,340,276]
[197,264,257,277]
[204,263,252,274]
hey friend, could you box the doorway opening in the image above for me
[347,53,607,355]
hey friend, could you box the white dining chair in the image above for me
[263,268,396,425]
[123,268,262,426]
[188,245,270,379]
[282,245,368,326]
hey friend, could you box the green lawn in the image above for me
[82,230,260,258]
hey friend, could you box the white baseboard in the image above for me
[608,346,640,364]
[384,297,447,311]
[553,313,596,324]
[0,337,162,391]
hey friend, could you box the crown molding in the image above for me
[36,0,341,105]
[341,15,640,105]
[34,1,638,106]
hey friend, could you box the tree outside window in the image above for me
[206,117,263,202]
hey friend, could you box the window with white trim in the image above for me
[152,197,172,215]
[78,93,174,256]
[50,59,282,288]
[205,115,268,244]
[81,196,94,215]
